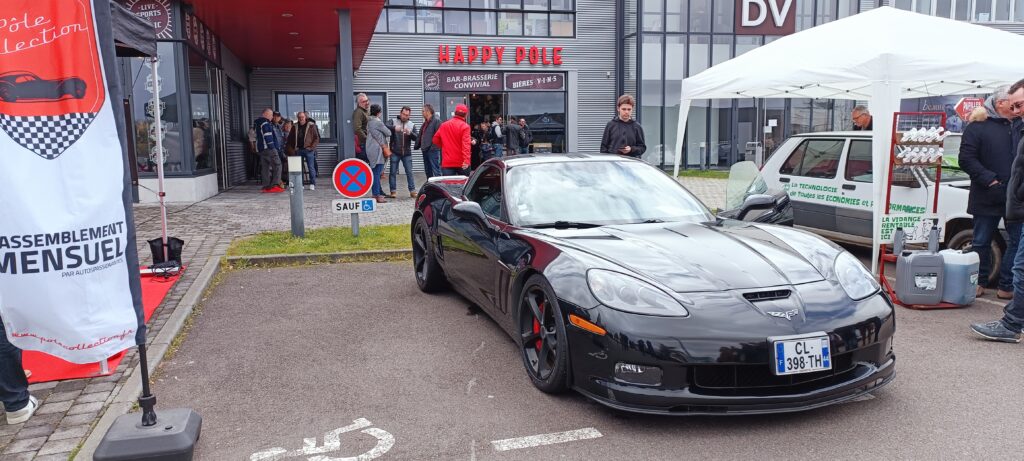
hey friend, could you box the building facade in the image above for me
[117,0,1024,204]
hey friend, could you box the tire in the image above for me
[517,274,570,394]
[412,218,446,293]
[0,85,16,102]
[947,228,1001,288]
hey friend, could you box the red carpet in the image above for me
[23,268,183,384]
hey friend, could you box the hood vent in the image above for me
[743,290,792,302]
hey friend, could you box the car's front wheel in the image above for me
[0,85,16,102]
[412,218,446,293]
[518,274,570,394]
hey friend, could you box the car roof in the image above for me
[498,153,640,168]
[791,130,961,138]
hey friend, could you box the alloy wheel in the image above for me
[520,286,558,381]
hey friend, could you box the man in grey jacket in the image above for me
[415,104,442,178]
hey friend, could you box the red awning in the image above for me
[187,0,383,69]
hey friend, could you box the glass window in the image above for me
[445,10,471,34]
[524,12,549,35]
[187,50,214,172]
[688,34,710,77]
[626,0,638,35]
[685,101,708,167]
[795,0,814,30]
[277,93,335,140]
[994,0,1011,20]
[711,35,731,67]
[976,0,992,20]
[499,0,522,8]
[417,8,443,33]
[499,11,524,34]
[389,0,414,5]
[812,99,831,131]
[666,0,687,32]
[388,8,415,33]
[690,0,711,32]
[551,0,572,10]
[936,0,953,17]
[524,0,548,10]
[838,0,857,18]
[472,11,497,34]
[473,0,498,7]
[551,13,573,36]
[641,34,663,164]
[130,42,183,176]
[711,0,733,32]
[1017,0,1024,20]
[955,0,971,19]
[664,36,686,166]
[791,98,812,134]
[709,99,732,166]
[779,139,844,178]
[467,166,504,219]
[506,162,713,227]
[623,36,637,100]
[833,100,855,132]
[643,0,664,31]
[817,0,835,24]
[375,12,387,32]
[893,0,912,10]
[915,0,934,14]
[845,140,872,182]
[735,35,759,57]
[445,0,471,6]
[508,92,567,153]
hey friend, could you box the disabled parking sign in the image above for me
[332,159,373,199]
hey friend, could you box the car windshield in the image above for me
[925,134,971,182]
[505,159,714,227]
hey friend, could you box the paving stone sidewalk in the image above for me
[0,173,725,460]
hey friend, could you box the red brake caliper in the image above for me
[533,300,545,351]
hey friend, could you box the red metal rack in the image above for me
[877,111,962,309]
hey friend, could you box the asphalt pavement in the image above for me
[155,258,1024,461]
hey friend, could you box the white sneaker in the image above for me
[7,396,38,425]
[308,184,315,191]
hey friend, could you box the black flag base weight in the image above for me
[94,408,202,461]
[95,343,202,460]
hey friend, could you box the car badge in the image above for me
[768,309,799,320]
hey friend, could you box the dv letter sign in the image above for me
[736,0,796,36]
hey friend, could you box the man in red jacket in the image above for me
[432,104,472,175]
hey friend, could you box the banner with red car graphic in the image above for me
[0,0,144,364]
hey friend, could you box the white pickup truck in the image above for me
[758,131,1006,285]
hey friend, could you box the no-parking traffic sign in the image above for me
[333,159,373,199]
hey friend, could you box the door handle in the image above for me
[779,177,790,183]
[842,184,856,190]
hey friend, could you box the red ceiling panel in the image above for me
[187,0,384,69]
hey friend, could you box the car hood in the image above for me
[528,221,829,293]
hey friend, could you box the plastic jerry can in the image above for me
[938,249,980,305]
[895,251,945,305]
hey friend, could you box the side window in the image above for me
[466,166,504,219]
[845,140,873,182]
[778,139,844,179]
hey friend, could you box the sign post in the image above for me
[332,159,375,237]
[288,156,305,238]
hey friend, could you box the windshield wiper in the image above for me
[527,221,603,229]
[638,218,666,223]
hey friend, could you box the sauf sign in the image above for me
[735,0,796,35]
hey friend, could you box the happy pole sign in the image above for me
[0,0,143,364]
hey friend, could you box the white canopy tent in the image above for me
[673,6,1024,273]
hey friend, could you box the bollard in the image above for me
[287,156,305,238]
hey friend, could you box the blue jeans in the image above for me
[297,149,317,185]
[492,144,504,158]
[372,163,385,197]
[389,155,415,193]
[519,147,528,154]
[422,148,441,179]
[973,216,1021,291]
[1002,223,1024,332]
[0,318,30,412]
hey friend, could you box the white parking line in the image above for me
[490,428,603,452]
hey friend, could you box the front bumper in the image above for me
[565,287,896,415]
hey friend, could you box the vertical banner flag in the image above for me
[0,0,144,364]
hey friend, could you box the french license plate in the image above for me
[772,334,832,376]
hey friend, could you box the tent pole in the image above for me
[152,57,168,263]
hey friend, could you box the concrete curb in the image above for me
[75,254,223,460]
[224,249,414,266]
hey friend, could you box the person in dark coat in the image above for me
[971,78,1024,343]
[600,94,646,159]
[959,86,1024,299]
[415,104,442,178]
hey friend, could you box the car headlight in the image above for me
[586,269,689,317]
[834,251,880,300]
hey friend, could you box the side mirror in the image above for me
[736,194,776,220]
[453,201,490,226]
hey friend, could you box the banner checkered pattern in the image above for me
[0,112,96,160]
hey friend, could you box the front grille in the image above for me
[691,352,859,397]
[743,290,792,302]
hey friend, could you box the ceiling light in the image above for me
[294,46,303,50]
[297,57,305,60]
[281,13,293,17]
[289,32,299,36]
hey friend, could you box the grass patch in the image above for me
[677,169,730,179]
[227,224,411,257]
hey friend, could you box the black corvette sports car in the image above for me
[411,154,895,415]
[0,72,87,103]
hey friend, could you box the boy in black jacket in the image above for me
[600,95,646,159]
